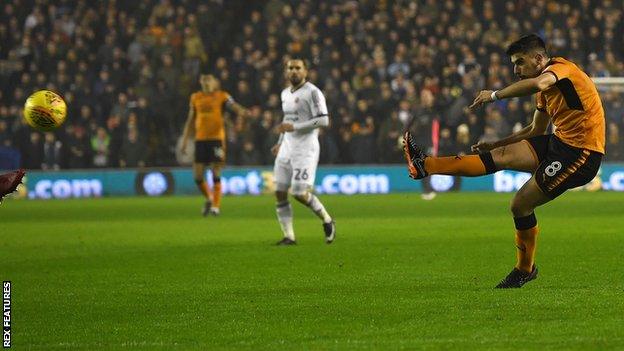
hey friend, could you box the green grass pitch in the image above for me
[1,192,623,350]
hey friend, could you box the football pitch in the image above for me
[2,192,623,350]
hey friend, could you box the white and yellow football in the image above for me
[23,90,67,131]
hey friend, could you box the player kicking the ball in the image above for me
[272,58,336,245]
[404,34,604,288]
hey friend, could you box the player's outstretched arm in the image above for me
[471,110,550,153]
[230,101,249,118]
[469,72,557,110]
[181,101,196,155]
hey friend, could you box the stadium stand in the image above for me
[1,0,623,169]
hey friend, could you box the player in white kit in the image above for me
[272,58,336,245]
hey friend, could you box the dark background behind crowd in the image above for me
[1,0,623,170]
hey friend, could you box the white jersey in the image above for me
[278,82,328,159]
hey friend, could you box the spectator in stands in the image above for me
[484,107,511,138]
[119,128,146,168]
[479,125,499,145]
[438,128,455,156]
[111,92,131,123]
[347,99,374,162]
[0,120,11,147]
[66,126,91,169]
[91,127,110,168]
[239,139,262,166]
[605,122,622,161]
[407,89,437,153]
[318,127,340,165]
[42,132,62,170]
[377,111,403,164]
[1,0,624,168]
[455,124,473,156]
[23,132,43,170]
[254,110,277,165]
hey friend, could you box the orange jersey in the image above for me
[190,90,232,141]
[536,57,605,154]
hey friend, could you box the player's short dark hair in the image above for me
[287,57,308,69]
[505,34,547,56]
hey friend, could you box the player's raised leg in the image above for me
[290,158,335,243]
[0,169,26,203]
[192,163,212,216]
[403,131,538,179]
[293,188,335,244]
[495,176,551,288]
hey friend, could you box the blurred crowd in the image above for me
[1,0,623,170]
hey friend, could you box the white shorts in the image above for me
[273,155,318,194]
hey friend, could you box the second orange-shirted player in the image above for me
[181,74,248,217]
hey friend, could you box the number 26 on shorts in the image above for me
[294,168,309,181]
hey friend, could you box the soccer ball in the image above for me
[23,90,67,131]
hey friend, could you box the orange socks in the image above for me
[195,180,211,200]
[213,181,222,209]
[196,177,222,209]
[424,153,497,176]
[513,213,539,273]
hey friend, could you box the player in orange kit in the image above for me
[404,34,605,288]
[181,74,248,216]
